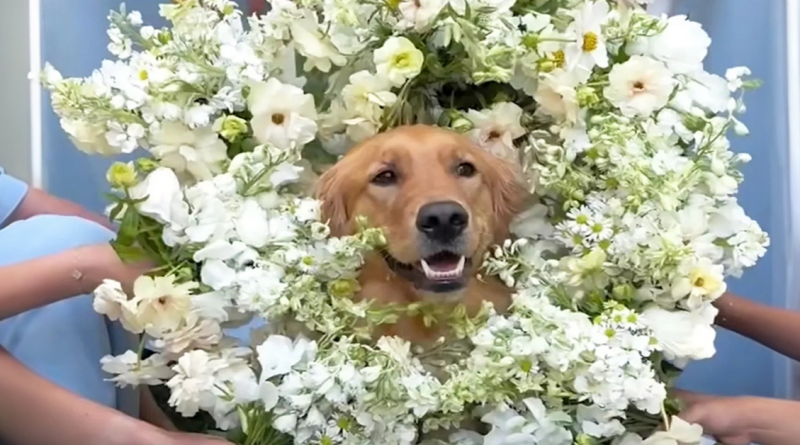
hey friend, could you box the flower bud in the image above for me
[106,162,138,188]
[135,158,160,174]
[576,86,599,107]
[214,115,249,142]
[329,278,360,299]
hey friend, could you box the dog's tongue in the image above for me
[421,255,465,280]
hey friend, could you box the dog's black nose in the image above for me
[416,201,469,242]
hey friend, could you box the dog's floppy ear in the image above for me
[315,163,350,236]
[482,155,529,239]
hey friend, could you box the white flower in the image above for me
[466,102,526,163]
[685,71,730,113]
[670,258,727,309]
[373,37,424,87]
[290,11,347,72]
[643,416,704,445]
[577,404,625,438]
[153,313,223,355]
[150,122,228,181]
[101,351,174,387]
[604,56,674,117]
[632,15,711,75]
[247,78,318,149]
[511,204,553,239]
[376,336,413,366]
[129,167,190,226]
[131,275,199,335]
[257,335,316,380]
[60,119,119,155]
[270,162,304,189]
[564,0,610,72]
[234,199,298,248]
[534,69,582,124]
[93,279,143,334]
[342,70,397,122]
[398,0,446,31]
[166,350,220,417]
[726,66,752,91]
[640,305,717,368]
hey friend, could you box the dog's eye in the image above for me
[371,170,398,186]
[456,162,477,178]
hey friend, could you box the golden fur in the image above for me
[316,125,528,344]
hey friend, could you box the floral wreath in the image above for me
[41,0,768,444]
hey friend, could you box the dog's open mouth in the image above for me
[383,251,472,293]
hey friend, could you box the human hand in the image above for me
[134,425,234,445]
[77,244,156,295]
[675,390,757,445]
[163,431,235,445]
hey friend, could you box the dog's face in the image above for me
[316,125,527,297]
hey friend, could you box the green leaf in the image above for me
[111,240,151,264]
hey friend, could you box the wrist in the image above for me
[71,244,118,295]
[115,418,171,445]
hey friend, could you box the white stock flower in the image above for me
[247,78,318,149]
[466,102,526,163]
[640,305,717,368]
[131,275,199,335]
[604,56,674,117]
[101,351,174,387]
[150,122,228,181]
[373,37,424,87]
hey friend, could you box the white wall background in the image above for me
[0,0,32,183]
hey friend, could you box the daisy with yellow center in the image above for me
[564,0,610,72]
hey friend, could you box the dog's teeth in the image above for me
[421,259,436,279]
[421,256,466,280]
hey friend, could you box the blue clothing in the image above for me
[0,167,138,443]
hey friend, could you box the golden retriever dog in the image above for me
[316,125,528,344]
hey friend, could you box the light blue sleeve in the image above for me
[0,165,29,226]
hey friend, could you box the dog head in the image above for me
[316,125,527,297]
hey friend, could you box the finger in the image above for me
[677,403,707,425]
[671,389,718,406]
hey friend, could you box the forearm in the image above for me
[0,243,136,320]
[747,398,800,445]
[10,187,115,230]
[0,346,150,445]
[715,292,800,362]
[140,387,177,430]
